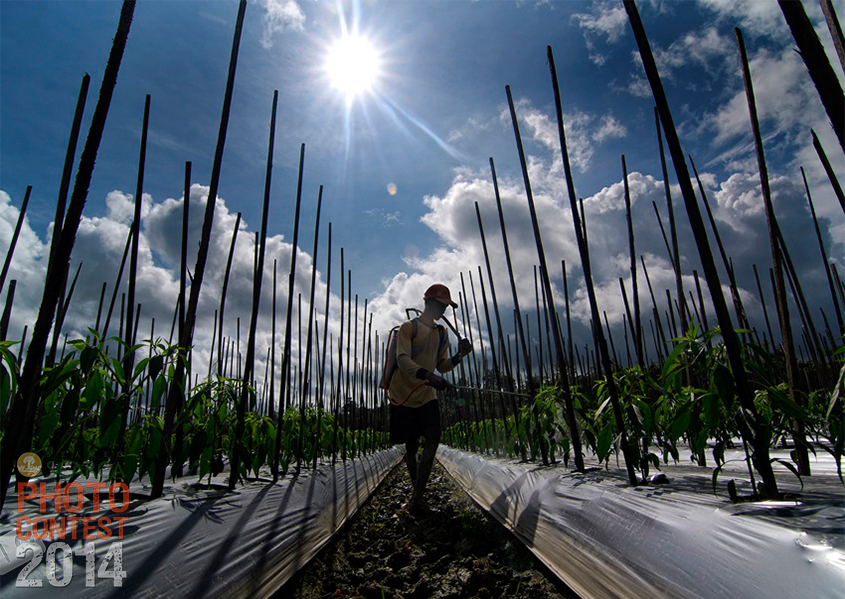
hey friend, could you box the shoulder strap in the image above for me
[437,324,447,352]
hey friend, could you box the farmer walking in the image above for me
[388,283,472,517]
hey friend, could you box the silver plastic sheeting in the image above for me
[437,446,845,599]
[0,447,403,598]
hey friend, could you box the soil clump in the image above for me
[279,457,579,599]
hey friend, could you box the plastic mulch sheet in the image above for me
[437,446,845,599]
[0,447,403,598]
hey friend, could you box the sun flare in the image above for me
[325,34,381,99]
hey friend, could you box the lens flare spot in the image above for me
[387,183,397,196]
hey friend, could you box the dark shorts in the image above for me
[389,399,441,445]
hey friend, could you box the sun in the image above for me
[325,34,381,100]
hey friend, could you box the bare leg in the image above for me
[411,424,441,507]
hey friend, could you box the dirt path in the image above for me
[279,457,580,599]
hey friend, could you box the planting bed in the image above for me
[439,446,845,599]
[0,448,403,598]
[280,457,578,599]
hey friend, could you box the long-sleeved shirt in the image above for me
[389,318,456,407]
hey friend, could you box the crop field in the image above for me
[0,0,843,597]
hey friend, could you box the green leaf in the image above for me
[133,357,151,382]
[633,400,653,432]
[99,395,123,437]
[713,441,726,466]
[81,372,104,410]
[199,445,212,480]
[144,425,163,463]
[60,388,80,425]
[38,412,60,447]
[713,364,735,406]
[711,462,725,495]
[767,387,808,422]
[100,418,121,449]
[661,341,688,380]
[828,363,845,420]
[771,458,804,492]
[703,393,720,429]
[596,423,613,463]
[151,375,167,410]
[190,430,207,467]
[80,346,98,375]
[0,366,11,416]
[148,355,164,382]
[670,406,692,443]
[595,395,613,418]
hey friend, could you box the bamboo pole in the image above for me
[0,186,32,299]
[477,187,522,454]
[490,154,541,463]
[116,94,151,473]
[656,108,689,330]
[476,264,512,443]
[833,264,845,320]
[545,50,634,481]
[101,224,134,343]
[94,281,107,335]
[820,0,845,73]
[0,281,16,342]
[651,202,675,272]
[46,73,90,288]
[811,130,845,214]
[273,143,306,479]
[778,0,845,152]
[17,326,27,363]
[641,257,668,359]
[693,270,710,335]
[344,270,351,460]
[625,0,778,497]
[268,261,277,420]
[0,1,135,506]
[178,162,191,346]
[803,167,844,335]
[620,278,636,350]
[562,261,575,382]
[217,213,242,377]
[208,309,218,380]
[315,224,332,458]
[152,0,246,499]
[468,271,493,451]
[474,200,516,393]
[753,265,775,348]
[623,156,644,368]
[507,82,583,468]
[333,249,345,466]
[539,268,554,381]
[776,223,827,368]
[297,186,323,474]
[231,90,277,488]
[691,158,750,331]
[533,266,546,382]
[737,26,811,474]
[603,311,619,370]
[50,262,83,362]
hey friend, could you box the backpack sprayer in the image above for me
[411,307,531,399]
[383,306,532,403]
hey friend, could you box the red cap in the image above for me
[424,283,457,308]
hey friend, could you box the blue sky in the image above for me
[1,0,843,385]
